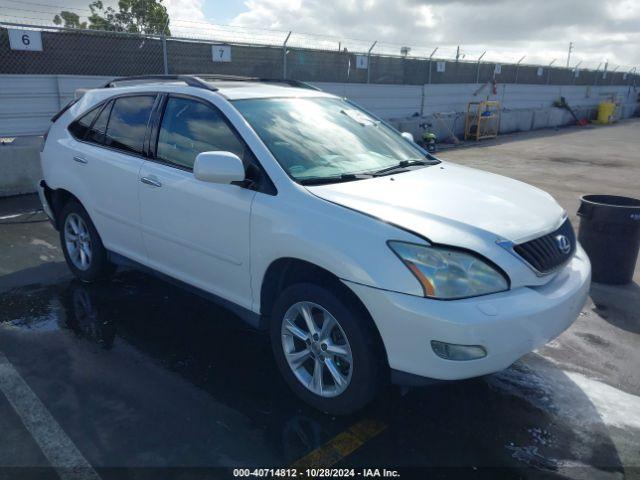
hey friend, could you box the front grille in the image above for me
[513,219,576,274]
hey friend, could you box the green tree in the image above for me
[54,0,170,35]
[53,11,87,29]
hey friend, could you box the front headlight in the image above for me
[388,241,509,299]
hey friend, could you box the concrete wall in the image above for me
[0,136,43,196]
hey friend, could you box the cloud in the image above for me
[228,0,640,69]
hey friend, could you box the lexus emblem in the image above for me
[555,234,571,254]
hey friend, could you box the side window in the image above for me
[68,105,101,140]
[86,101,112,145]
[104,96,155,155]
[156,97,247,170]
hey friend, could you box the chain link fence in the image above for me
[1,19,638,87]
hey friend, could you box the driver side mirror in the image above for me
[194,151,245,184]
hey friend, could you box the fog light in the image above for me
[431,341,487,361]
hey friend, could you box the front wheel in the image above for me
[270,283,383,415]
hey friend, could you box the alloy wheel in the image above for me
[281,301,353,397]
[64,213,92,271]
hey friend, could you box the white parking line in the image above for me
[0,351,101,480]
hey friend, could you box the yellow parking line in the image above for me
[290,418,387,469]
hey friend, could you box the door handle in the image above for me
[141,176,162,187]
[73,156,87,164]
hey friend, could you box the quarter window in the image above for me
[156,97,247,170]
[68,105,101,140]
[86,101,112,145]
[104,96,155,155]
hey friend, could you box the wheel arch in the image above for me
[46,187,83,230]
[260,257,389,371]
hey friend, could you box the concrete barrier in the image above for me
[0,137,43,196]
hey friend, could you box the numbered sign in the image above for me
[494,64,501,74]
[436,61,445,72]
[537,67,544,76]
[355,55,368,69]
[8,29,43,51]
[211,45,231,62]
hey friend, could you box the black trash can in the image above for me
[577,195,640,284]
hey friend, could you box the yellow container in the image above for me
[596,101,616,124]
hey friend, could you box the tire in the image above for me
[270,282,383,415]
[58,201,115,282]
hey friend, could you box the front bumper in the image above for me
[345,245,591,382]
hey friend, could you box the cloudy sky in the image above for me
[2,0,639,69]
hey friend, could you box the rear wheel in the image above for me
[270,283,382,414]
[59,201,115,282]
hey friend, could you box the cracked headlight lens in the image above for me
[388,241,509,299]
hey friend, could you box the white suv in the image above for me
[39,75,591,414]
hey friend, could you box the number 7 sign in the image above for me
[211,45,231,62]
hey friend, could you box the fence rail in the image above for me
[1,20,639,87]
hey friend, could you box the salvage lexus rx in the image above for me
[39,75,591,414]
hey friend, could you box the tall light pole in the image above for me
[566,42,573,68]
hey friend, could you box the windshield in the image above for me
[233,97,437,182]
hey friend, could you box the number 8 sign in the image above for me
[8,29,43,51]
[211,45,232,63]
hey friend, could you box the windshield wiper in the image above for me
[298,173,373,186]
[370,159,431,177]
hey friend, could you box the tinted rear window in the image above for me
[104,96,155,155]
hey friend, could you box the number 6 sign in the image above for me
[8,29,43,51]
[211,45,231,62]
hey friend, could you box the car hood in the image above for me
[306,162,565,245]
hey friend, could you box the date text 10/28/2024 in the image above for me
[233,469,400,478]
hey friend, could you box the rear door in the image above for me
[138,95,257,309]
[69,94,156,263]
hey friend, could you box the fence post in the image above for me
[427,47,438,85]
[282,31,292,79]
[546,58,556,85]
[475,51,486,84]
[366,41,377,84]
[572,61,582,85]
[161,19,169,74]
[514,55,525,84]
[593,62,602,86]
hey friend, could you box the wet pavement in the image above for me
[1,122,640,479]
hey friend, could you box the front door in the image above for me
[138,95,256,309]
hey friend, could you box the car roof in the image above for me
[92,78,335,101]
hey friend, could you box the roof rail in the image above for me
[102,75,218,91]
[102,74,320,91]
[196,74,320,90]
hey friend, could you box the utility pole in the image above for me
[566,42,573,68]
[455,46,460,62]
